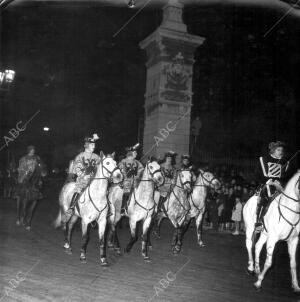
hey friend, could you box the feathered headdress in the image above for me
[126,143,140,152]
[84,133,100,143]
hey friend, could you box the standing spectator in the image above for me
[231,197,243,235]
[191,116,202,148]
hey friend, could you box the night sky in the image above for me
[1,0,300,168]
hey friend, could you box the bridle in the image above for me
[268,175,300,241]
[163,169,192,218]
[81,157,122,217]
[131,161,164,216]
[194,170,219,188]
[173,169,192,191]
[94,157,122,184]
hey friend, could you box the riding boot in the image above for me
[157,196,165,213]
[255,197,268,232]
[120,194,129,216]
[65,192,80,219]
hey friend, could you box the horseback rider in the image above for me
[255,141,290,232]
[181,154,191,170]
[65,133,100,220]
[15,145,44,225]
[156,151,177,212]
[119,143,144,216]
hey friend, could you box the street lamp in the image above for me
[0,69,16,90]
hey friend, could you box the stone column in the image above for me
[140,0,204,159]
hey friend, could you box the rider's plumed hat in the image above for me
[269,141,286,153]
[84,133,100,144]
[164,151,177,158]
[126,143,140,156]
[181,154,190,160]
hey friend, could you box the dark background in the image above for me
[1,1,299,169]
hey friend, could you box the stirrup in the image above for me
[65,207,75,218]
[254,222,263,233]
[120,208,128,216]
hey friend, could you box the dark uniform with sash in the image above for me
[256,143,289,228]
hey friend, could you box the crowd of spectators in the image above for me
[202,164,258,235]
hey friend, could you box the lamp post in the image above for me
[0,69,16,168]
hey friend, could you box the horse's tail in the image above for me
[53,209,62,228]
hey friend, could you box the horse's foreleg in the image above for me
[16,196,21,225]
[25,200,38,230]
[125,219,138,253]
[107,224,115,249]
[97,214,108,266]
[113,223,121,255]
[171,228,179,250]
[153,214,164,238]
[175,219,190,253]
[80,221,89,262]
[21,198,27,225]
[254,232,267,275]
[141,216,152,261]
[196,212,205,247]
[64,215,78,255]
[254,238,277,290]
[288,236,300,292]
[245,227,255,275]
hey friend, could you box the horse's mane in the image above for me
[284,170,300,194]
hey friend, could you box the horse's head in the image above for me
[177,169,192,193]
[198,170,221,190]
[99,151,123,184]
[146,157,164,186]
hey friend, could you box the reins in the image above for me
[130,162,162,217]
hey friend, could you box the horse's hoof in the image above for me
[65,248,72,255]
[253,283,262,291]
[198,243,206,248]
[16,220,20,226]
[246,268,255,276]
[114,248,122,255]
[143,256,151,263]
[172,248,179,255]
[293,287,300,294]
[25,226,31,231]
[80,257,87,263]
[124,247,130,254]
[100,258,108,266]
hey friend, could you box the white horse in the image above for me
[54,152,122,265]
[243,171,300,292]
[156,169,193,254]
[185,170,221,247]
[124,159,164,261]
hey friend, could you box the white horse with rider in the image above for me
[243,170,300,292]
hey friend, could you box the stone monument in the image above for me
[140,0,204,160]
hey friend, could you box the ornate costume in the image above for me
[17,154,41,184]
[159,162,177,197]
[119,158,143,193]
[65,133,100,219]
[120,143,143,216]
[72,151,100,193]
[15,146,44,200]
